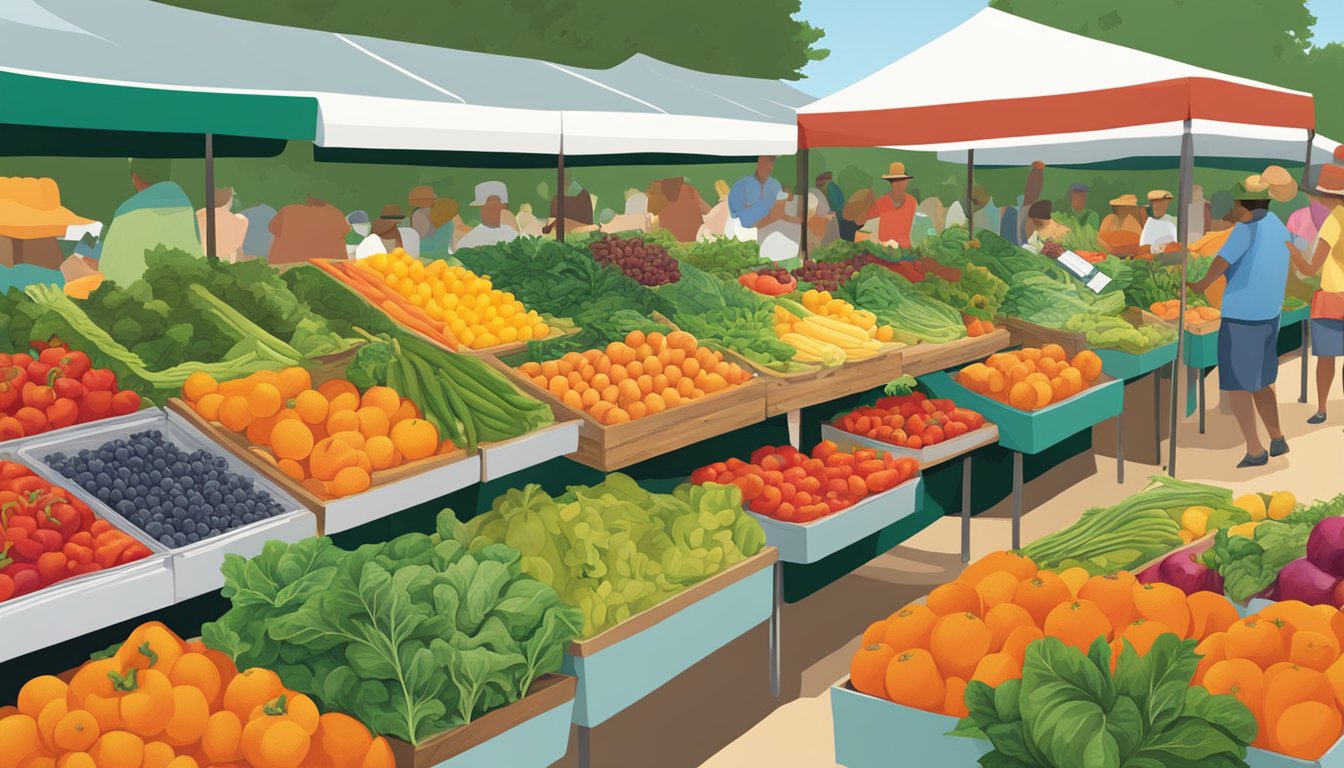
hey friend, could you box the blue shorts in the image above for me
[1218,317,1280,392]
[1311,318,1344,357]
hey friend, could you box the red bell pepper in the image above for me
[7,529,43,561]
[7,563,39,596]
[53,377,83,401]
[110,390,141,416]
[21,369,58,410]
[25,360,53,383]
[41,348,91,380]
[29,528,62,553]
[13,407,47,436]
[45,398,79,430]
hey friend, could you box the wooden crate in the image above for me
[308,258,575,358]
[482,356,767,472]
[388,674,577,768]
[1001,318,1089,358]
[168,399,478,534]
[899,329,1013,377]
[727,346,904,417]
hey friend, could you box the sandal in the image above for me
[1237,452,1269,468]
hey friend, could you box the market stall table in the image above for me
[1095,341,1178,482]
[921,371,1124,549]
[821,422,999,563]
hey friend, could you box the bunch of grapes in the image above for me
[792,258,863,292]
[589,235,681,286]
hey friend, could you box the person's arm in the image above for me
[1287,239,1331,276]
[729,180,772,228]
[1190,257,1230,295]
[1192,224,1249,293]
[1022,161,1045,208]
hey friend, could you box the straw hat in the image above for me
[408,185,437,208]
[1108,194,1141,207]
[1257,165,1298,202]
[880,162,913,181]
[1146,190,1173,201]
[1315,164,1344,197]
[1231,180,1270,201]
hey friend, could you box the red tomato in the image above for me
[924,426,945,445]
[812,440,839,460]
[907,435,923,449]
[752,485,783,514]
[690,466,717,484]
[734,474,766,501]
[906,415,925,435]
[775,503,796,521]
[763,469,784,486]
[824,452,854,468]
[799,475,822,494]
[778,482,798,500]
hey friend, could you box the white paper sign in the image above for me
[1056,250,1094,279]
[1085,272,1112,294]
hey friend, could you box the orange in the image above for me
[985,603,1034,652]
[182,372,217,403]
[1226,619,1286,668]
[293,390,329,425]
[326,409,360,435]
[390,419,439,461]
[246,383,283,419]
[270,420,315,462]
[355,407,390,438]
[194,393,225,422]
[970,652,1022,688]
[959,551,1038,586]
[881,605,937,653]
[360,386,401,419]
[973,571,1019,610]
[884,649,945,711]
[331,430,366,451]
[364,436,398,470]
[309,438,358,482]
[276,367,312,399]
[327,466,372,497]
[1194,632,1226,686]
[850,643,897,699]
[217,396,253,432]
[1043,600,1112,653]
[246,413,281,447]
[1277,701,1342,760]
[1012,572,1072,627]
[317,379,358,402]
[1002,625,1044,668]
[1117,619,1175,656]
[1131,583,1191,638]
[390,398,419,425]
[276,459,306,483]
[927,580,983,617]
[943,677,970,717]
[328,391,360,414]
[930,612,991,680]
[1078,575,1135,635]
[1187,591,1240,640]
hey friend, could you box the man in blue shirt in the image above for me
[728,156,786,231]
[1190,180,1292,468]
[818,171,857,242]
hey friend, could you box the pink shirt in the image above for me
[1287,202,1328,245]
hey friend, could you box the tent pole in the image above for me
[1302,128,1317,187]
[204,133,216,260]
[797,149,809,262]
[965,149,975,233]
[1169,118,1194,476]
[555,141,566,242]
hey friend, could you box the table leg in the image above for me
[1116,414,1124,484]
[961,457,971,564]
[1012,451,1023,550]
[1198,368,1206,435]
[769,562,781,698]
[1153,370,1162,463]
[787,408,801,450]
[578,725,591,768]
[1301,319,1311,404]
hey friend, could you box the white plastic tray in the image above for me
[18,409,317,600]
[748,475,923,564]
[479,421,580,482]
[821,422,1000,468]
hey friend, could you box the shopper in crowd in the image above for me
[98,158,203,285]
[816,172,856,242]
[970,185,999,234]
[1139,190,1178,254]
[843,162,918,248]
[457,181,519,249]
[646,177,708,242]
[918,195,947,234]
[195,187,248,263]
[514,203,545,238]
[1062,183,1099,230]
[1001,196,1021,244]
[1189,177,1292,467]
[700,180,731,240]
[728,156,787,238]
[807,183,840,248]
[420,197,464,254]
[372,204,405,252]
[239,202,276,259]
[1288,192,1331,253]
[544,179,597,236]
[1023,200,1070,254]
[1015,161,1046,244]
[408,185,438,241]
[1099,194,1146,255]
[268,197,350,265]
[1287,162,1344,424]
[605,189,653,234]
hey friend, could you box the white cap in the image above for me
[470,180,508,206]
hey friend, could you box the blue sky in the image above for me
[797,0,1344,97]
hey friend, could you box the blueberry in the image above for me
[173,532,187,546]
[145,521,162,537]
[195,522,209,536]
[159,534,175,546]
[186,532,200,544]
[107,489,122,503]
[241,513,254,524]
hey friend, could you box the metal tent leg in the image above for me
[1011,451,1023,550]
[1198,368,1206,434]
[1116,414,1124,484]
[578,725,591,768]
[1153,370,1162,462]
[961,457,972,563]
[1301,319,1311,404]
[769,562,781,697]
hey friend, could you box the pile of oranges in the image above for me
[517,330,753,426]
[851,550,1344,760]
[956,345,1103,411]
[356,250,550,348]
[182,368,444,500]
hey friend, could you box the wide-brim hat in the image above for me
[1146,190,1173,202]
[1315,164,1344,197]
[408,185,437,208]
[881,161,913,181]
[1259,165,1298,202]
[379,204,404,220]
[1109,194,1140,207]
[470,180,509,207]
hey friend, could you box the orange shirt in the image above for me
[863,193,917,248]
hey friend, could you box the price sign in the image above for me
[1085,272,1112,294]
[1056,250,1095,280]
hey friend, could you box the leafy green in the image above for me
[1001,274,1127,329]
[680,238,769,280]
[201,515,581,745]
[347,339,395,390]
[1201,494,1344,601]
[962,635,1254,768]
[836,265,966,344]
[283,264,396,337]
[1064,314,1177,354]
[454,474,765,638]
[812,239,905,264]
[656,262,804,372]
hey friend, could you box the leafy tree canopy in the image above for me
[153,0,826,80]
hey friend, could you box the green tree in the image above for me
[990,0,1344,137]
[152,0,826,80]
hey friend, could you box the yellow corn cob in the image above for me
[801,315,870,345]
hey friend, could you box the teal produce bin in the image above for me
[831,683,988,767]
[921,371,1124,455]
[399,675,577,768]
[1283,304,1311,327]
[1095,341,1177,381]
[561,548,777,727]
[1184,329,1219,368]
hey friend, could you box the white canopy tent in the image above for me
[797,7,1318,527]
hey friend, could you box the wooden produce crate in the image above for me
[1001,317,1088,358]
[168,400,479,535]
[821,422,1000,469]
[309,258,576,358]
[482,356,766,472]
[899,329,1013,377]
[562,547,778,727]
[728,345,905,417]
[750,476,923,564]
[389,674,577,768]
